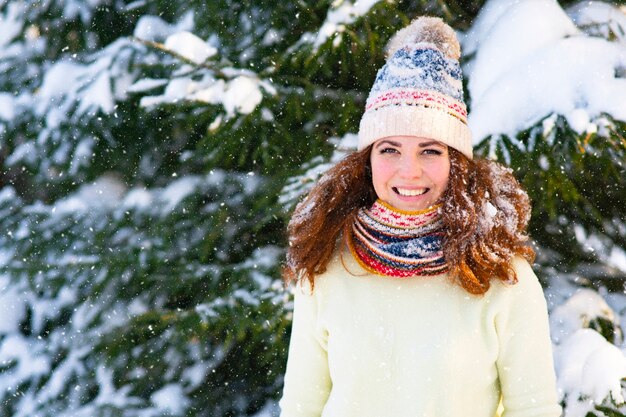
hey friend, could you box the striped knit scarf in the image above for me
[347,199,448,277]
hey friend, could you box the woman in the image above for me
[279,17,561,417]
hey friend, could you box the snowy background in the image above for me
[1,0,626,416]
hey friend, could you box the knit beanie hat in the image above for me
[358,17,473,159]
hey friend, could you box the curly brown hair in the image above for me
[284,145,534,295]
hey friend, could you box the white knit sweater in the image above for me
[279,249,561,417]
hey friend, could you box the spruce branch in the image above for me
[130,36,230,79]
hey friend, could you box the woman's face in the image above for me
[370,135,450,212]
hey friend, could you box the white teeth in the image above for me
[396,188,427,196]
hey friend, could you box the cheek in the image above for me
[370,157,392,194]
[438,166,450,188]
[429,160,450,190]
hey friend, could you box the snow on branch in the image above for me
[34,37,139,123]
[30,13,209,124]
[568,1,626,43]
[0,2,25,48]
[130,27,276,121]
[464,0,626,144]
[297,0,382,50]
[550,288,626,416]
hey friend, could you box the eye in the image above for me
[422,148,443,156]
[379,147,399,154]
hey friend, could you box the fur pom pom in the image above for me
[386,16,461,60]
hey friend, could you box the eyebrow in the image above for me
[374,139,446,149]
[417,140,446,149]
[375,140,401,148]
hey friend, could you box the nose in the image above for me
[398,154,422,179]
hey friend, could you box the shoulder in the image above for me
[486,257,552,331]
[490,258,553,342]
[490,257,539,288]
[488,257,546,305]
[510,257,543,292]
[312,246,352,289]
[292,245,350,298]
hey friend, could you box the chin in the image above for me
[393,201,433,212]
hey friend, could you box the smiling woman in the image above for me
[279,16,561,417]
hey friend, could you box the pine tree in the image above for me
[0,1,625,416]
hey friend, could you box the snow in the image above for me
[485,201,497,218]
[233,289,260,306]
[305,0,382,49]
[0,92,15,120]
[140,71,270,117]
[181,363,207,388]
[244,246,284,269]
[94,366,140,407]
[550,289,617,344]
[0,2,24,48]
[545,283,626,415]
[161,176,200,213]
[0,249,11,269]
[35,61,84,112]
[0,276,26,333]
[464,0,626,142]
[5,141,37,166]
[133,12,194,42]
[182,77,223,107]
[30,37,139,136]
[126,78,168,93]
[76,70,115,115]
[69,138,95,175]
[567,1,626,43]
[150,384,189,415]
[30,12,271,129]
[53,174,127,214]
[463,0,518,56]
[37,346,90,403]
[252,400,280,417]
[465,0,579,100]
[27,287,77,335]
[566,108,593,134]
[72,300,104,332]
[542,113,558,138]
[609,246,626,272]
[0,184,15,203]
[164,31,217,64]
[555,329,626,414]
[262,28,283,46]
[572,224,626,274]
[160,77,192,101]
[61,0,109,23]
[469,162,525,246]
[125,0,147,11]
[0,334,51,381]
[221,75,264,115]
[123,187,154,209]
[53,170,253,219]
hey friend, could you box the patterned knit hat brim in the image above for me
[358,104,472,158]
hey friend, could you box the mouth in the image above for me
[393,187,429,196]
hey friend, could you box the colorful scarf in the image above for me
[347,199,448,277]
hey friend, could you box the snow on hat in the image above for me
[358,16,473,159]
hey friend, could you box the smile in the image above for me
[393,187,429,196]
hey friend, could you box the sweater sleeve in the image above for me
[279,281,332,417]
[494,258,562,417]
